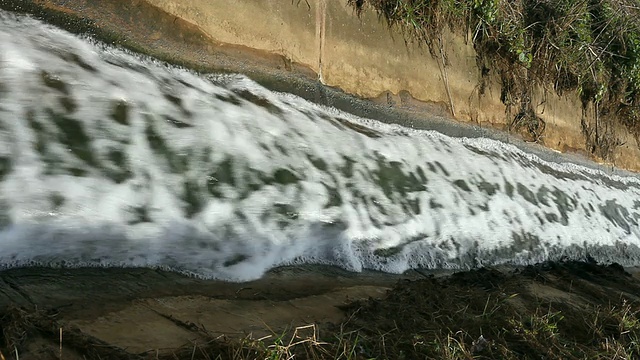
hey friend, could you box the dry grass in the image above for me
[2,262,640,359]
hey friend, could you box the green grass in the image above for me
[350,0,640,156]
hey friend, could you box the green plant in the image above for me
[351,0,640,157]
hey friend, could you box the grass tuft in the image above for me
[3,262,640,359]
[350,0,640,156]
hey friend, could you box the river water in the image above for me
[1,10,640,281]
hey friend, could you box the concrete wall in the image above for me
[141,0,639,171]
[143,0,321,73]
[143,0,482,117]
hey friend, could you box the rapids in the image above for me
[1,10,640,281]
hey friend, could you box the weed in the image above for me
[4,261,640,359]
[351,0,640,157]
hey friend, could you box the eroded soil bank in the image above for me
[2,262,640,359]
[0,265,418,358]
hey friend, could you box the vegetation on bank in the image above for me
[3,261,640,359]
[349,0,640,158]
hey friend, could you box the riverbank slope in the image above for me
[2,262,640,359]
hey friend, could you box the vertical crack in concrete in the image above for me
[316,0,326,83]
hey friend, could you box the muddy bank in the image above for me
[2,261,640,359]
[0,265,421,358]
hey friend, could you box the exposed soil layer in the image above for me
[0,265,420,359]
[2,261,640,359]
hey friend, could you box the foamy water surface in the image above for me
[1,11,640,281]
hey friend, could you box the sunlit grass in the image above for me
[350,0,640,156]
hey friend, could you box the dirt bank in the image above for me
[2,262,640,359]
[0,265,419,358]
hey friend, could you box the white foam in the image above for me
[0,10,639,281]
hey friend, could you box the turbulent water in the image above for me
[2,11,640,281]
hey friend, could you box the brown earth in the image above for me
[1,262,640,359]
[0,265,421,359]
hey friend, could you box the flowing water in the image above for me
[1,11,640,281]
